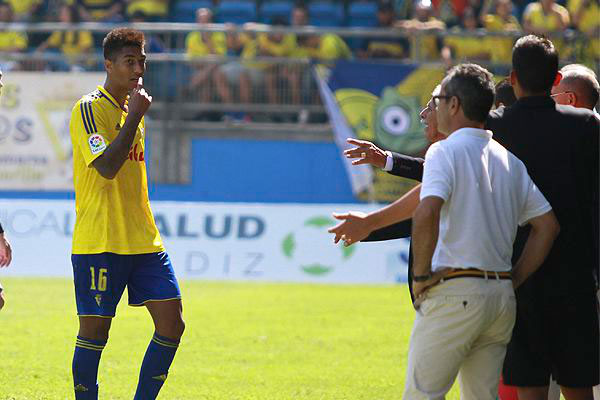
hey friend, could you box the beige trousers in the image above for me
[403,277,516,400]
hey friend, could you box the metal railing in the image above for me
[1,23,596,183]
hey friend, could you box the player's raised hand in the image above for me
[0,233,12,268]
[128,77,152,118]
[344,138,387,169]
[327,211,371,247]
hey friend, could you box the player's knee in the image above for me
[0,293,5,311]
[172,317,185,339]
[78,317,111,341]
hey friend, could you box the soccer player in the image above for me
[0,68,14,311]
[69,28,184,399]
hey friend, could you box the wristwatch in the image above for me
[413,273,432,282]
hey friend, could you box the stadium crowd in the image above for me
[0,0,597,69]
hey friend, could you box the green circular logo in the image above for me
[282,216,356,276]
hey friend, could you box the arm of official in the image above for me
[91,80,151,179]
[512,210,559,288]
[512,173,559,289]
[329,184,421,246]
[344,138,424,181]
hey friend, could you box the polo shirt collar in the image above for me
[449,127,493,140]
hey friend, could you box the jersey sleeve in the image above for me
[70,100,110,167]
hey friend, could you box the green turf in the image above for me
[0,278,462,399]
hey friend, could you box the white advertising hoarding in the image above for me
[0,72,104,190]
[0,200,410,284]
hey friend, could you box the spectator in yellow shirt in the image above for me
[67,0,124,22]
[256,17,296,104]
[441,7,491,66]
[482,0,520,64]
[302,33,352,63]
[0,2,28,71]
[125,0,168,21]
[36,4,94,71]
[396,0,446,61]
[186,8,228,103]
[568,0,599,62]
[5,0,44,22]
[359,2,409,59]
[522,0,570,56]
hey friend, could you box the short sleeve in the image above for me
[518,177,552,226]
[70,100,110,167]
[420,143,454,202]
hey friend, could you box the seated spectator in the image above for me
[523,0,569,35]
[568,0,599,63]
[396,0,446,61]
[185,8,228,103]
[5,0,44,22]
[66,0,124,22]
[301,32,352,62]
[219,23,255,105]
[482,0,520,64]
[359,1,409,59]
[0,2,28,71]
[441,7,490,66]
[130,11,165,53]
[256,17,296,104]
[125,0,168,21]
[522,0,570,56]
[494,77,517,107]
[281,4,311,108]
[36,4,94,71]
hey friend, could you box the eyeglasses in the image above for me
[432,95,455,108]
[550,91,575,98]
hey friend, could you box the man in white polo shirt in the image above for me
[405,63,560,400]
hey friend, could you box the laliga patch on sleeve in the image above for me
[88,134,107,155]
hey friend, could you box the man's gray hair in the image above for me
[559,64,599,110]
[442,63,495,123]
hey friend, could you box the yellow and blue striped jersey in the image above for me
[69,85,164,255]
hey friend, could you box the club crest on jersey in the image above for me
[88,134,107,155]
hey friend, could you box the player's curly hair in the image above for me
[103,28,145,60]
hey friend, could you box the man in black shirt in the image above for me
[486,35,599,400]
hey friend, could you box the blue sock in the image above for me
[134,332,180,400]
[72,336,106,400]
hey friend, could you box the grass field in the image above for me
[0,278,463,399]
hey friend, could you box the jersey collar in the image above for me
[97,86,122,110]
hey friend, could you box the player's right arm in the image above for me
[92,79,152,179]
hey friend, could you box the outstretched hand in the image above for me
[344,138,388,169]
[327,211,372,247]
[0,233,12,267]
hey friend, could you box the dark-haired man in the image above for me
[495,77,517,108]
[0,69,13,311]
[69,28,184,400]
[401,63,559,400]
[487,35,599,400]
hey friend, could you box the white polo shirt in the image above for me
[420,127,551,272]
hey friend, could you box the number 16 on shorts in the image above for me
[89,267,107,291]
